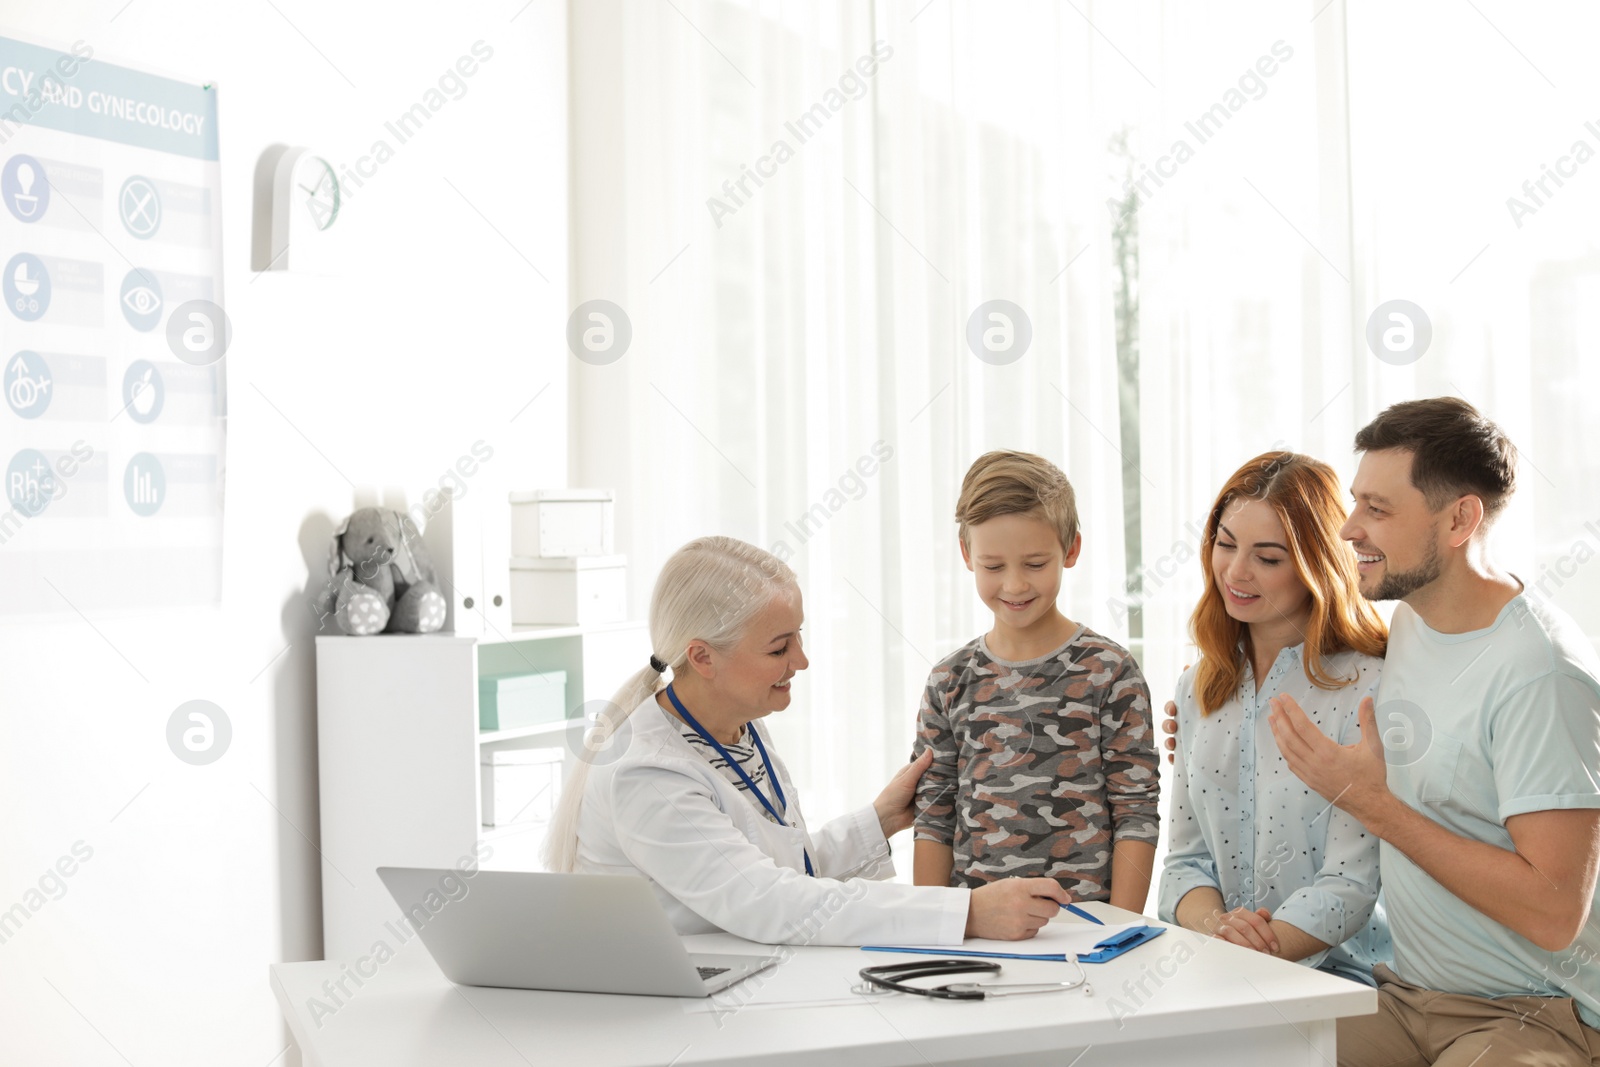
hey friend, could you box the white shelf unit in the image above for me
[314,621,650,963]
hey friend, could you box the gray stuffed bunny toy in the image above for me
[319,507,447,635]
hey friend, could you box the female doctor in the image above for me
[544,535,1069,946]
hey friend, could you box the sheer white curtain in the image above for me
[568,0,1600,845]
[1135,1,1360,704]
[1136,0,1600,706]
[569,0,1143,821]
[1344,1,1600,649]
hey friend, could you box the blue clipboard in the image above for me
[1077,923,1165,963]
[861,923,1166,964]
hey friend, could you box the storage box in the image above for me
[509,555,627,627]
[478,669,568,732]
[480,747,564,827]
[509,489,615,558]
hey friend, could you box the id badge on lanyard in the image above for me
[665,684,815,877]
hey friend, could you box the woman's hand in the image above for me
[873,748,934,839]
[966,878,1071,940]
[1211,906,1280,955]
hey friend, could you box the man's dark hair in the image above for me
[1354,397,1517,523]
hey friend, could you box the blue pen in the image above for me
[1061,902,1105,925]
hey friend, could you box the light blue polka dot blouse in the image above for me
[1157,644,1392,984]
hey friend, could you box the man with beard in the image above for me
[1268,397,1600,1066]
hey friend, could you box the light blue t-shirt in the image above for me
[1378,591,1600,1028]
[1160,646,1391,984]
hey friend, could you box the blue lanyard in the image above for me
[665,684,814,877]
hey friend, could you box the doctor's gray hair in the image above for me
[542,536,799,872]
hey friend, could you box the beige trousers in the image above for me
[1338,963,1600,1067]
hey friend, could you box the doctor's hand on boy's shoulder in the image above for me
[873,748,935,838]
[966,878,1072,940]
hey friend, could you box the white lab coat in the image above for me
[575,695,970,946]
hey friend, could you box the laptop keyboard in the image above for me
[697,966,731,980]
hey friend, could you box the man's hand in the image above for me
[874,749,933,838]
[1268,694,1391,824]
[1161,665,1190,764]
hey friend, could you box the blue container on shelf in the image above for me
[478,669,568,732]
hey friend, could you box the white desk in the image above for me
[271,905,1374,1066]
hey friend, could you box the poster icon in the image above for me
[124,452,166,516]
[121,359,164,423]
[119,176,161,238]
[6,350,52,419]
[120,269,163,331]
[2,155,49,222]
[4,253,51,321]
[6,448,58,517]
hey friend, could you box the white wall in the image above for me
[0,2,567,1063]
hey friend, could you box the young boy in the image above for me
[912,450,1160,912]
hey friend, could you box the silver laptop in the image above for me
[375,867,780,997]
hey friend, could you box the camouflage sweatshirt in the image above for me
[912,625,1160,897]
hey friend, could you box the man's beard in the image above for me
[1365,537,1442,601]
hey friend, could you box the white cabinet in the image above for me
[313,621,649,963]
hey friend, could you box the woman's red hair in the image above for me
[1190,451,1387,715]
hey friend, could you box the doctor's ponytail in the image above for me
[542,536,798,872]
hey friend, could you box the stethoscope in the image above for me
[851,958,1092,1000]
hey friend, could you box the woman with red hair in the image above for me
[1158,451,1392,984]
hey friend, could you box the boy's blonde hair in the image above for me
[955,450,1079,553]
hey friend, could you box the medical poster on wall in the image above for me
[0,35,225,614]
